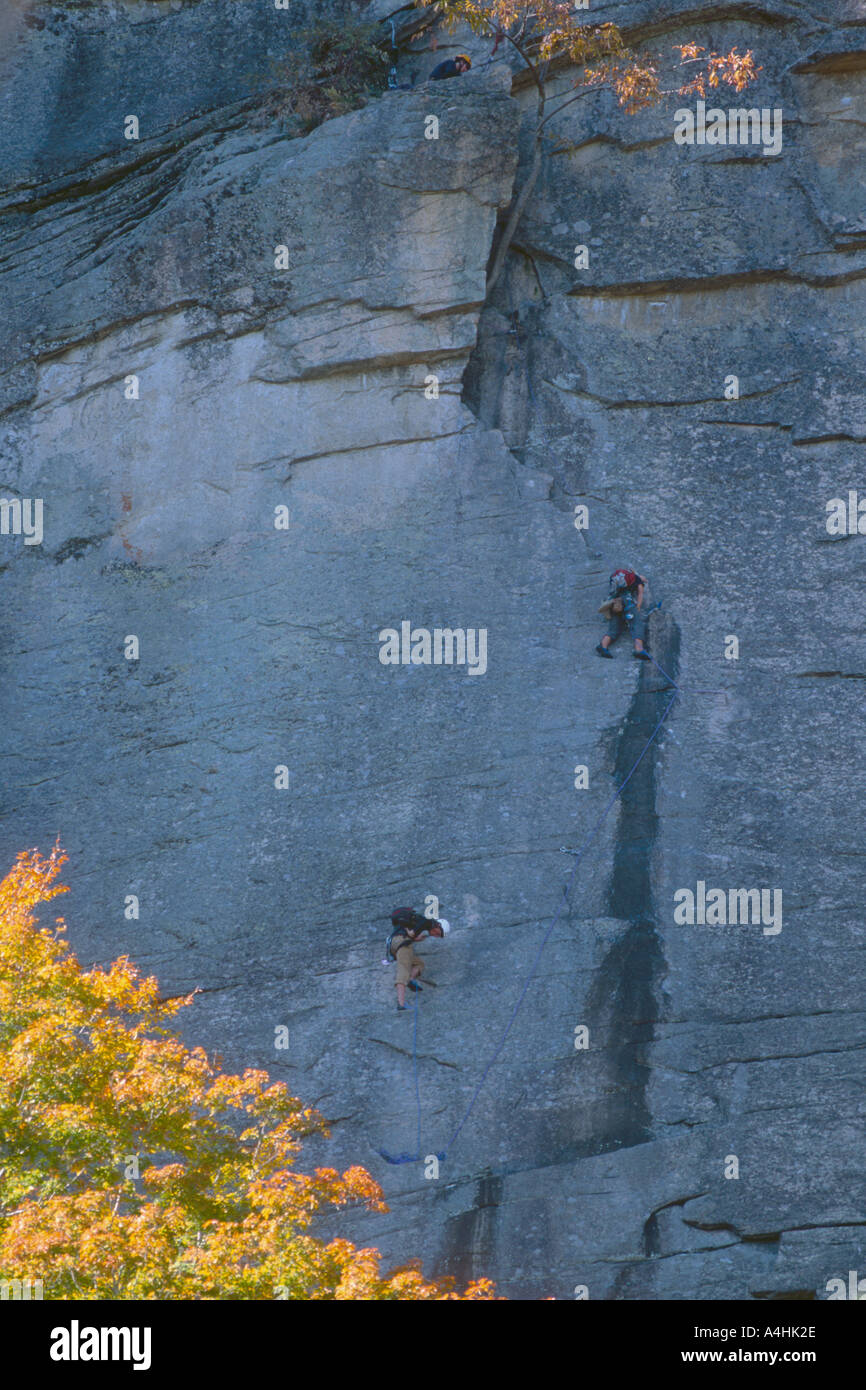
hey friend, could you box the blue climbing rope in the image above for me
[378,988,424,1165]
[412,987,421,1154]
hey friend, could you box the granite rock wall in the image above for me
[1,0,864,1299]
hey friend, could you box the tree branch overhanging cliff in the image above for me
[417,2,761,295]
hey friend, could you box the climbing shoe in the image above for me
[595,643,613,659]
[634,650,652,661]
[396,1003,409,1011]
[408,980,423,993]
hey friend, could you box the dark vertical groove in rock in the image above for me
[436,1170,504,1286]
[585,613,680,1151]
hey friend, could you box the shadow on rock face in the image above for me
[583,611,680,1152]
[436,1168,504,1287]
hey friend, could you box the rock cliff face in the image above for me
[1,0,865,1300]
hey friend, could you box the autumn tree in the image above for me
[419,1,760,292]
[0,846,496,1300]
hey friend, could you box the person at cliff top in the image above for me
[387,907,450,1011]
[596,567,652,661]
[428,53,472,81]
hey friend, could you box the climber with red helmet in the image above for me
[596,567,652,660]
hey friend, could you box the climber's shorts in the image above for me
[394,943,424,985]
[606,610,647,644]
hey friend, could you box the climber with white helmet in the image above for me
[386,907,450,1011]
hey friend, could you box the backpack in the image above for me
[385,907,426,961]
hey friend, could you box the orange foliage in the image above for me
[419,1,760,114]
[0,847,499,1300]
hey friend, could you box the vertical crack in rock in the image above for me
[585,613,680,1153]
